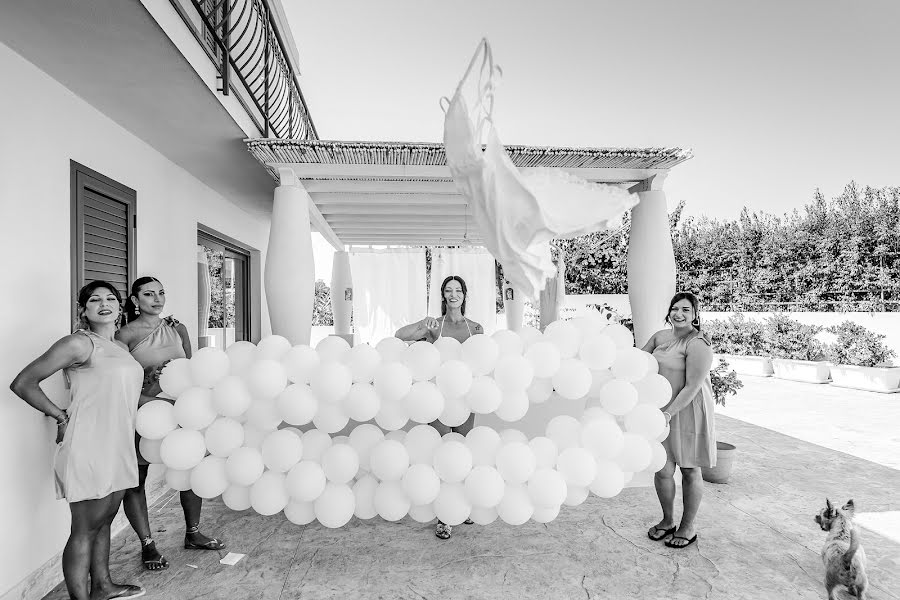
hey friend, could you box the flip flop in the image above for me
[665,534,698,548]
[184,536,226,550]
[648,526,676,541]
[141,541,169,571]
[107,585,146,599]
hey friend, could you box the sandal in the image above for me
[184,534,226,550]
[106,584,146,598]
[665,534,698,548]
[141,541,169,571]
[464,518,474,525]
[647,525,676,542]
[435,521,452,540]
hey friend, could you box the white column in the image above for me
[197,245,214,348]
[502,276,525,331]
[264,168,315,345]
[331,250,353,338]
[627,175,675,348]
[539,247,566,331]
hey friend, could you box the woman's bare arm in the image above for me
[9,334,92,421]
[662,338,713,417]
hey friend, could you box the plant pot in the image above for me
[829,364,900,393]
[771,358,831,383]
[701,441,736,484]
[717,354,773,377]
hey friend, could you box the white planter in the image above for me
[829,365,900,393]
[771,359,831,383]
[717,354,774,377]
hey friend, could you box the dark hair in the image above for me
[123,276,162,324]
[75,280,123,330]
[440,275,468,316]
[664,291,701,330]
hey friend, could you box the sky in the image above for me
[282,0,900,280]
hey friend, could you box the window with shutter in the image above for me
[70,161,136,319]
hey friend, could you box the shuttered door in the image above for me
[71,162,136,309]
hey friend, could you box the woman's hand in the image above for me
[55,419,68,444]
[423,317,440,331]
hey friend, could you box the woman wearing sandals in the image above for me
[11,281,145,599]
[642,292,716,549]
[116,276,225,570]
[396,275,483,539]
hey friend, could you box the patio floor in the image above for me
[41,408,900,600]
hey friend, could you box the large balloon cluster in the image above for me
[135,316,672,528]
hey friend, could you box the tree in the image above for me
[312,280,333,326]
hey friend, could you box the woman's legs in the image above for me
[123,464,167,569]
[88,490,143,599]
[670,467,703,546]
[649,460,677,538]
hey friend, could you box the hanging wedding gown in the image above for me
[442,39,638,300]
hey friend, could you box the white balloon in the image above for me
[310,362,352,404]
[493,355,534,392]
[245,397,283,431]
[491,329,524,356]
[138,437,163,464]
[401,464,441,505]
[497,484,533,525]
[346,344,381,383]
[590,459,626,498]
[256,335,292,361]
[374,480,410,521]
[286,460,327,502]
[564,484,590,506]
[528,436,559,469]
[580,418,624,459]
[531,504,561,523]
[646,441,668,473]
[460,335,500,376]
[373,362,413,403]
[321,444,360,484]
[437,395,471,428]
[190,456,229,499]
[518,326,543,348]
[545,415,582,451]
[160,428,206,471]
[352,474,379,519]
[527,468,568,508]
[403,381,445,424]
[588,369,616,397]
[225,341,257,375]
[314,482,355,527]
[543,320,582,359]
[552,358,592,400]
[348,424,385,470]
[250,471,289,516]
[312,402,350,434]
[524,342,562,379]
[375,336,407,364]
[222,484,252,511]
[432,441,473,483]
[190,348,231,389]
[495,442,536,484]
[494,389,529,422]
[281,345,320,385]
[465,426,503,466]
[159,358,193,397]
[499,428,529,445]
[369,440,410,482]
[225,446,265,486]
[404,425,442,465]
[136,400,178,440]
[464,465,505,508]
[469,505,499,525]
[435,360,473,398]
[342,382,380,422]
[316,335,351,364]
[579,336,617,371]
[402,341,442,382]
[597,379,639,416]
[604,324,634,350]
[276,384,318,426]
[373,399,408,431]
[204,417,244,457]
[624,404,666,439]
[408,503,437,524]
[526,377,554,405]
[261,429,304,473]
[432,336,462,363]
[165,468,193,491]
[465,376,503,414]
[433,482,472,526]
[174,387,217,430]
[244,360,288,400]
[284,499,317,525]
[633,373,673,408]
[241,423,273,449]
[611,347,649,382]
[556,447,598,488]
[301,430,333,462]
[212,376,253,418]
[617,433,652,473]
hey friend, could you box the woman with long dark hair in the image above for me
[642,291,716,549]
[116,276,224,571]
[11,281,145,599]
[396,274,484,539]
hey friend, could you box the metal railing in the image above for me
[177,0,318,140]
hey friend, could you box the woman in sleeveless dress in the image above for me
[396,275,483,539]
[11,281,145,600]
[642,292,716,549]
[116,277,224,571]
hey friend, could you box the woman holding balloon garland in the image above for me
[10,281,145,600]
[396,274,483,539]
[116,276,225,571]
[641,291,715,549]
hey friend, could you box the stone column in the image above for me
[539,247,565,331]
[627,175,675,348]
[502,276,525,331]
[264,168,315,345]
[331,250,353,343]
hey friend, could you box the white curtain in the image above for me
[428,247,497,334]
[348,248,427,345]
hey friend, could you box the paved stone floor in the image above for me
[42,415,900,600]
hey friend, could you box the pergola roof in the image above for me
[246,139,692,250]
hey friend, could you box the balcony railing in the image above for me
[175,0,318,140]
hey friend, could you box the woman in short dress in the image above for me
[11,281,145,600]
[116,276,224,570]
[396,274,483,539]
[642,292,716,549]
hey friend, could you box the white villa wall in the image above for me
[0,42,274,597]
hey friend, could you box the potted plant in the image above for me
[765,314,831,383]
[701,358,743,484]
[706,314,774,377]
[823,322,899,392]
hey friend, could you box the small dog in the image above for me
[814,498,868,600]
